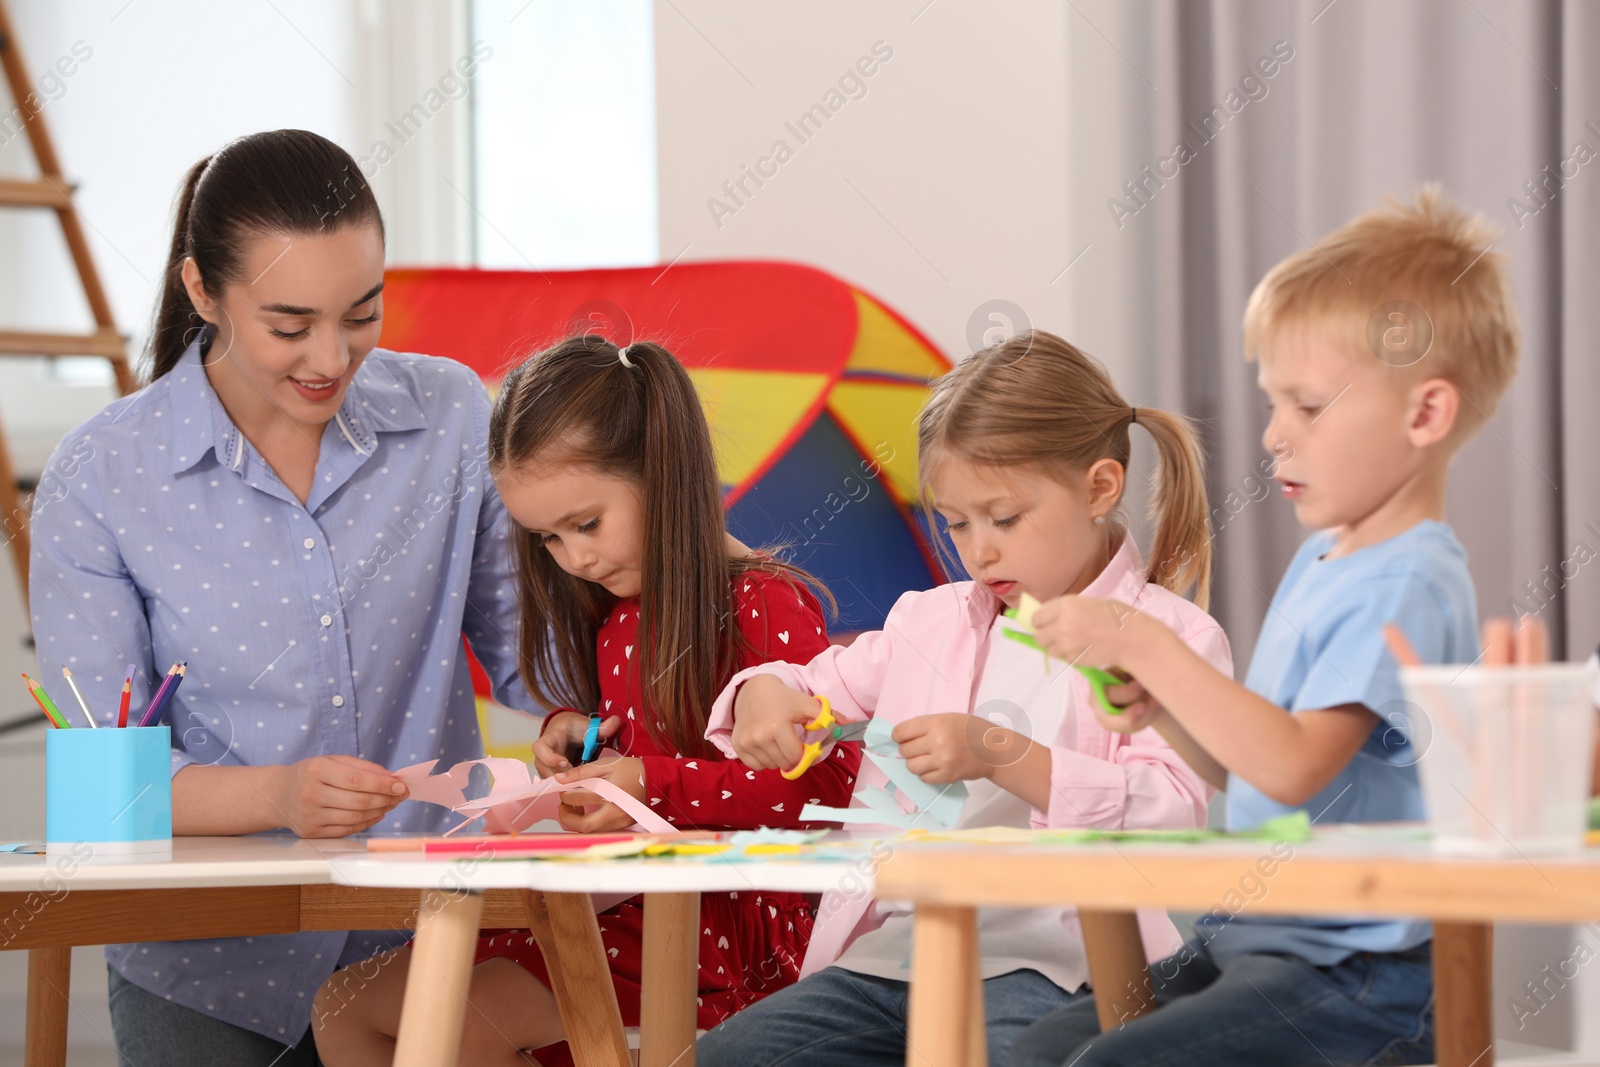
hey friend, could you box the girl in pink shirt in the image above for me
[698,330,1234,1067]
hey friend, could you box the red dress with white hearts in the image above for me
[473,567,859,1058]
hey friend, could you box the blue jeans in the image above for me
[698,965,1083,1067]
[107,965,320,1066]
[1007,939,1434,1067]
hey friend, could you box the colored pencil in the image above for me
[117,666,133,728]
[22,674,69,729]
[146,663,187,726]
[21,673,65,728]
[137,663,179,728]
[61,667,96,728]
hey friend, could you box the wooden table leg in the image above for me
[1434,921,1493,1067]
[24,946,70,1067]
[967,934,988,1067]
[1079,908,1153,1031]
[906,903,980,1067]
[524,890,631,1067]
[640,892,700,1067]
[393,889,485,1067]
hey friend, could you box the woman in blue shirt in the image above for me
[28,129,536,1064]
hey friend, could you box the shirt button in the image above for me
[303,538,315,549]
[320,614,333,627]
[331,695,345,707]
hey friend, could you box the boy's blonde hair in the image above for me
[918,330,1213,609]
[1242,184,1520,438]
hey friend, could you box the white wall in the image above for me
[655,0,1076,371]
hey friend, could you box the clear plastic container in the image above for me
[1401,663,1595,856]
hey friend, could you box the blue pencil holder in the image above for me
[45,726,172,856]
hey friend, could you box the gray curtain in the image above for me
[1066,0,1599,666]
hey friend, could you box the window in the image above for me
[470,0,658,269]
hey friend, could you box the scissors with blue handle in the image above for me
[781,696,869,780]
[577,712,604,765]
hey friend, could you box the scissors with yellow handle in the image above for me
[781,695,870,780]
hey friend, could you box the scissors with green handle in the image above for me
[1000,594,1130,717]
[781,695,869,780]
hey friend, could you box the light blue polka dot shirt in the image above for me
[29,336,540,1041]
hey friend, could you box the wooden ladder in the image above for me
[0,0,134,612]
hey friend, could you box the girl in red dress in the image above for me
[312,335,858,1067]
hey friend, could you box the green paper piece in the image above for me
[1030,810,1313,846]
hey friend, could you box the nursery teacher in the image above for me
[28,129,537,1065]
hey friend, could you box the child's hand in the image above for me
[270,754,408,838]
[893,713,1028,785]
[1095,677,1164,734]
[533,711,623,778]
[554,756,647,833]
[1030,595,1144,667]
[730,674,829,773]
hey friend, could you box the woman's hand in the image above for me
[532,711,623,778]
[893,713,1029,785]
[270,755,408,838]
[730,675,828,773]
[553,756,647,832]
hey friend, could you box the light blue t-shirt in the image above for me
[1205,520,1478,966]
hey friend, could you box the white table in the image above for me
[327,845,862,1067]
[0,837,386,1066]
[0,834,871,1067]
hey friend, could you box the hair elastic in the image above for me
[617,345,635,368]
[1129,406,1138,424]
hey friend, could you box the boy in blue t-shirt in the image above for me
[1015,186,1521,1067]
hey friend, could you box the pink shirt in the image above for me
[705,535,1234,978]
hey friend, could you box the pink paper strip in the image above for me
[392,757,676,836]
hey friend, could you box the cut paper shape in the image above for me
[394,757,676,836]
[897,810,1315,846]
[862,715,968,825]
[802,715,968,829]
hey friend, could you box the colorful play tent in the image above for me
[378,262,953,637]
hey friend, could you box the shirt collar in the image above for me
[167,333,427,475]
[167,332,241,475]
[959,530,1151,629]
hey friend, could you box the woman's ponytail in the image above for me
[146,156,210,382]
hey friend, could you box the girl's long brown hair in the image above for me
[489,335,834,758]
[917,330,1213,609]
